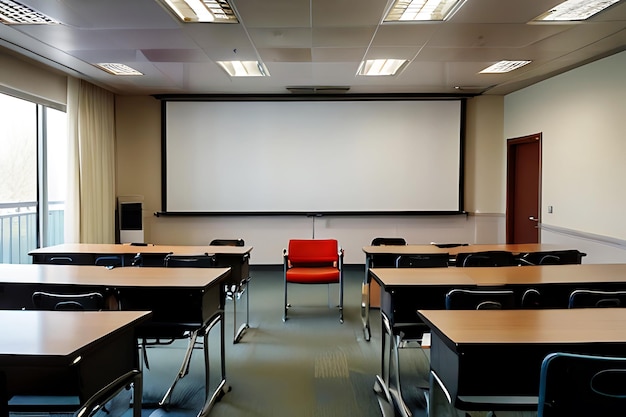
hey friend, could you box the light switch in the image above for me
[548,206,553,213]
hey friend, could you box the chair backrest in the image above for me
[445,289,516,310]
[518,250,586,266]
[370,237,406,268]
[94,255,123,267]
[131,252,170,267]
[74,370,141,417]
[210,238,245,247]
[371,237,406,246]
[538,352,626,417]
[32,291,105,311]
[430,242,469,248]
[164,253,216,267]
[287,239,339,267]
[521,288,543,309]
[568,289,626,308]
[396,253,449,268]
[455,251,517,267]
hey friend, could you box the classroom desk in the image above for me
[361,243,576,341]
[0,310,151,417]
[0,263,231,416]
[370,263,626,417]
[29,243,253,343]
[418,308,626,415]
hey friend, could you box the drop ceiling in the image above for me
[1,0,625,96]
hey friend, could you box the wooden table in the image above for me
[361,243,576,341]
[370,263,626,417]
[0,310,151,417]
[0,263,231,416]
[29,243,253,343]
[418,308,626,415]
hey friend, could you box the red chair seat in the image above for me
[286,267,340,284]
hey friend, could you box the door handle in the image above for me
[529,216,539,222]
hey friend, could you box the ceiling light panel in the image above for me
[384,0,467,21]
[533,0,621,21]
[94,63,143,76]
[217,61,269,77]
[479,60,532,73]
[358,59,408,76]
[0,0,59,24]
[159,0,238,23]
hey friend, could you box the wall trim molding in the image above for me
[541,223,626,250]
[467,212,505,217]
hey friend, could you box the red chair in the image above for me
[283,239,344,323]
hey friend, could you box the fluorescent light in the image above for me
[533,0,621,21]
[94,63,143,76]
[217,61,269,77]
[384,0,467,22]
[0,0,59,24]
[358,59,408,76]
[479,60,532,74]
[158,0,238,23]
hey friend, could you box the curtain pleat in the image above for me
[65,78,116,243]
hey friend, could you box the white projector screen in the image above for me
[161,98,464,215]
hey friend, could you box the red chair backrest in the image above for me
[288,239,338,266]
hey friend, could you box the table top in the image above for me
[29,243,253,256]
[362,243,575,256]
[0,310,151,357]
[370,267,474,287]
[417,308,626,345]
[371,263,626,288]
[0,263,231,288]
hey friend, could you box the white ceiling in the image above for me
[1,0,625,96]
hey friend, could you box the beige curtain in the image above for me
[65,78,116,243]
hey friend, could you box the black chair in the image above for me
[130,252,171,267]
[430,242,468,248]
[538,352,626,417]
[155,252,217,408]
[209,238,251,343]
[74,370,141,417]
[378,251,448,417]
[163,253,215,267]
[521,288,543,309]
[568,289,626,308]
[445,288,516,310]
[455,251,517,267]
[94,255,124,268]
[32,291,105,311]
[518,249,586,266]
[210,238,245,247]
[370,237,407,268]
[396,253,450,268]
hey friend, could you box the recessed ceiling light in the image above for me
[0,0,59,24]
[158,0,238,23]
[479,60,532,74]
[357,59,408,76]
[384,0,467,22]
[217,61,269,77]
[533,0,621,21]
[94,63,143,76]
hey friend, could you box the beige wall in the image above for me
[114,95,506,263]
[504,51,626,263]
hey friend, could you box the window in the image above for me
[0,92,67,263]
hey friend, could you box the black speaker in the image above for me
[120,202,142,230]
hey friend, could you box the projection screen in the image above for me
[161,97,464,215]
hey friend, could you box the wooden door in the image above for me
[506,134,542,243]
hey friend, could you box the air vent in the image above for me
[286,86,350,94]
